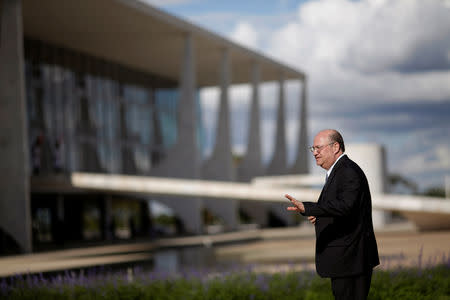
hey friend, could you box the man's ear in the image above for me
[333,143,340,154]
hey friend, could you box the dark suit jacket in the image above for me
[303,155,379,278]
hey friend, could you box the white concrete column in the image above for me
[177,34,198,154]
[0,0,32,253]
[213,48,232,157]
[346,144,391,229]
[151,33,203,234]
[237,62,264,181]
[266,74,292,225]
[173,33,202,234]
[202,48,238,231]
[266,73,287,175]
[238,62,268,226]
[247,63,263,170]
[290,77,309,174]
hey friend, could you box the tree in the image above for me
[422,186,445,198]
[388,173,418,194]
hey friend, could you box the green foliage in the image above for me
[154,214,176,226]
[388,173,418,194]
[422,186,445,198]
[202,208,223,226]
[3,265,450,300]
[369,266,450,300]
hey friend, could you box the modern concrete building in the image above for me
[0,0,308,254]
[345,144,391,229]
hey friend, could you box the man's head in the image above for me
[311,129,345,170]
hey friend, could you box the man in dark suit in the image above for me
[286,129,379,300]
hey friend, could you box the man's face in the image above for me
[312,132,337,170]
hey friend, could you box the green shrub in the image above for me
[2,264,449,299]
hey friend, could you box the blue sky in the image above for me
[146,0,450,192]
[156,0,303,14]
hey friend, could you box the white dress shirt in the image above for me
[326,153,346,181]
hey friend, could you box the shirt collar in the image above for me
[326,153,346,178]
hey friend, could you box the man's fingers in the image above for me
[285,195,305,213]
[286,206,299,211]
[285,194,298,206]
[285,194,296,202]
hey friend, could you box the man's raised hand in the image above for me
[285,194,305,213]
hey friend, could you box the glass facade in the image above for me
[155,89,178,150]
[29,193,151,246]
[24,38,204,176]
[24,38,209,247]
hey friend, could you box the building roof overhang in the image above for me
[22,0,305,87]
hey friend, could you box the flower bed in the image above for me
[2,263,450,299]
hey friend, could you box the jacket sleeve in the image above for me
[302,167,361,217]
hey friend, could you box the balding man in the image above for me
[286,129,379,300]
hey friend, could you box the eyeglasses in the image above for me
[309,142,335,153]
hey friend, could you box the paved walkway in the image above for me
[215,223,450,270]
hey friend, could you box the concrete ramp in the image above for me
[372,194,450,230]
[71,173,321,203]
[71,173,450,230]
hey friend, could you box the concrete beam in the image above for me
[71,172,450,231]
[71,172,320,203]
[71,172,450,214]
[23,0,305,86]
[252,174,324,187]
[70,173,450,214]
[372,194,450,214]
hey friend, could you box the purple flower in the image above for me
[417,245,424,270]
[255,274,269,292]
[288,261,295,272]
[0,278,10,296]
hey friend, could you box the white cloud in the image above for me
[262,0,450,190]
[344,1,450,74]
[229,22,260,50]
[267,0,450,113]
[190,0,450,189]
[381,128,450,188]
[400,144,450,175]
